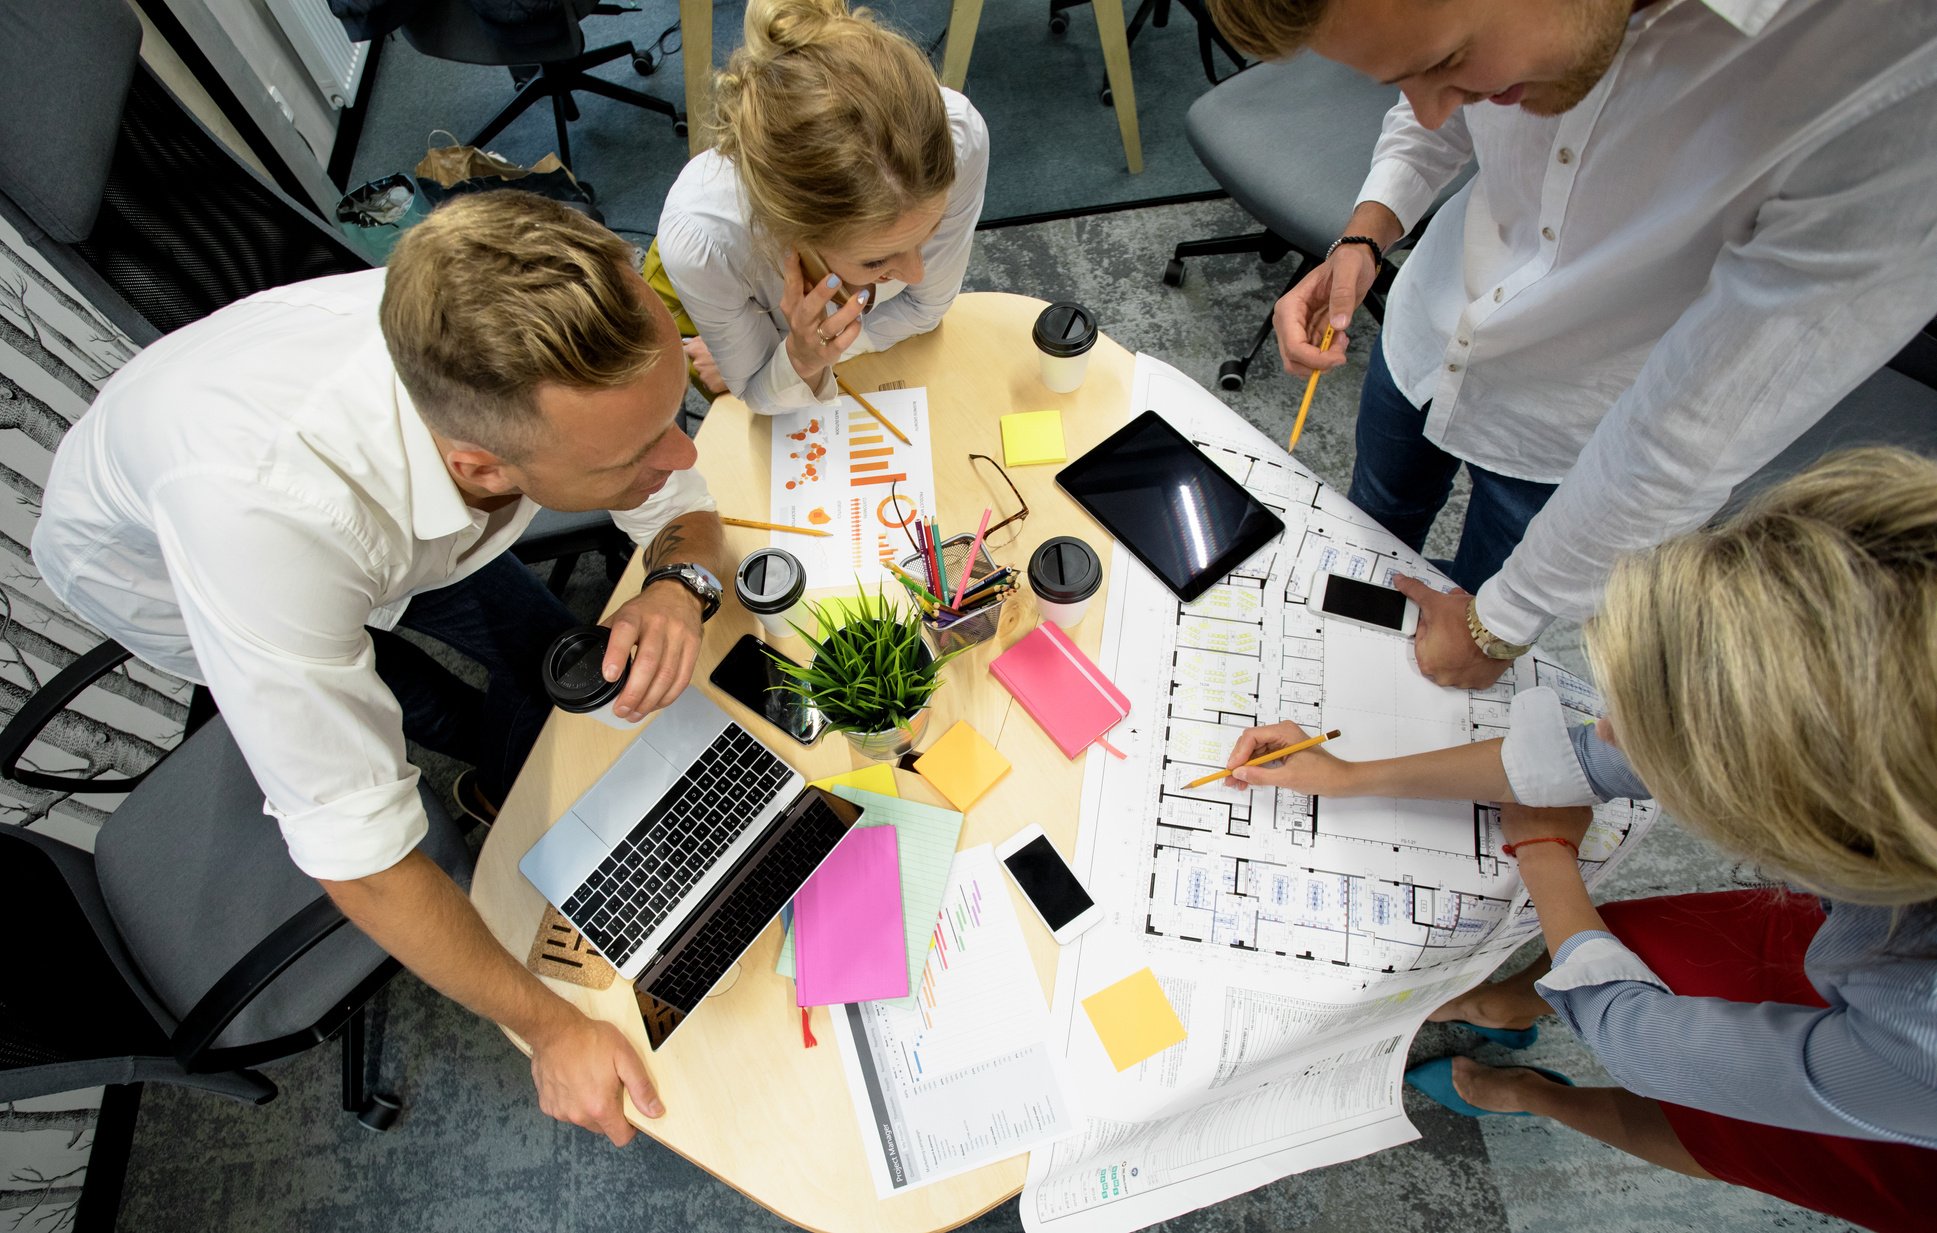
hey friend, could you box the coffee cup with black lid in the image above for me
[541,625,636,729]
[735,547,808,640]
[1028,535,1102,627]
[1033,302,1098,394]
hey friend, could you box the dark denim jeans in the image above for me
[1346,337,1560,593]
[370,553,578,804]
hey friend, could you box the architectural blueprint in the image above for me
[1019,355,1659,1233]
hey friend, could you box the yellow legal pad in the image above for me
[1000,409,1068,467]
[808,763,900,797]
[1082,968,1188,1071]
[912,720,1011,811]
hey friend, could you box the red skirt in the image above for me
[1598,891,1933,1233]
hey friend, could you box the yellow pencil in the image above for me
[720,516,832,537]
[1287,324,1336,454]
[835,373,911,446]
[1182,728,1342,790]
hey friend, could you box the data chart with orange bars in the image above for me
[768,386,938,589]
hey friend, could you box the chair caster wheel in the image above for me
[355,1092,401,1133]
[1216,360,1247,391]
[632,52,657,76]
[674,117,689,139]
[1099,84,1114,107]
[1049,12,1068,34]
[1162,258,1186,287]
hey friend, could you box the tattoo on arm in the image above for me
[647,520,689,571]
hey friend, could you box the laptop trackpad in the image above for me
[576,738,680,846]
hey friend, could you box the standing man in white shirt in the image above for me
[33,192,730,1144]
[1206,0,1937,686]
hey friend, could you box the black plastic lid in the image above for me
[734,548,806,614]
[1028,536,1102,603]
[1032,302,1098,358]
[541,626,623,713]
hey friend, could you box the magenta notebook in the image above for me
[792,825,909,1007]
[989,622,1132,759]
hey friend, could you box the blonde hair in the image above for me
[380,191,664,459]
[1588,448,1937,907]
[1203,0,1332,60]
[713,0,955,255]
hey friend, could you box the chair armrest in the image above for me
[0,640,150,793]
[171,893,354,1069]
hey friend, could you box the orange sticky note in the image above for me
[912,721,1010,811]
[1082,968,1187,1071]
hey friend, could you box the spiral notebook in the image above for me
[989,622,1131,759]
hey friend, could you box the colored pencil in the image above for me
[835,373,911,445]
[720,516,832,537]
[886,562,943,606]
[1182,728,1343,790]
[1288,324,1335,454]
[953,507,993,609]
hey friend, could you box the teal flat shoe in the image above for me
[1456,1021,1538,1049]
[1404,1057,1575,1117]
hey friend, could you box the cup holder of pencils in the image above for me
[894,535,1013,656]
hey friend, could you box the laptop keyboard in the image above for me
[562,726,794,963]
[642,790,855,1013]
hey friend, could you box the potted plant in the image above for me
[770,585,954,761]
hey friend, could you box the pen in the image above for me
[1288,324,1335,454]
[1182,728,1343,790]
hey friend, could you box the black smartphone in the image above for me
[708,634,828,747]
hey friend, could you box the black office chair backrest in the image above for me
[399,0,595,67]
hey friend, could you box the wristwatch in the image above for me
[643,563,722,623]
[1465,597,1532,661]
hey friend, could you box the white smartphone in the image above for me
[995,824,1103,944]
[1310,570,1420,636]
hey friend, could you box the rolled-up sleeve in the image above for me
[1355,97,1474,235]
[610,465,717,549]
[1501,686,1651,806]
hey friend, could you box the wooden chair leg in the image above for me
[678,0,712,154]
[1092,0,1144,173]
[940,0,986,90]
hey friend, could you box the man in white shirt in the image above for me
[34,192,730,1144]
[1206,0,1937,686]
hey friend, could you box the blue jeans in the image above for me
[370,554,578,804]
[1347,338,1559,593]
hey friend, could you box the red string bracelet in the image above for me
[1502,836,1579,858]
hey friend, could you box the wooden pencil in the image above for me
[835,373,911,445]
[1288,324,1336,454]
[1183,728,1342,790]
[721,516,832,537]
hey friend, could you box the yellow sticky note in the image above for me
[1082,968,1187,1071]
[912,721,1011,811]
[808,763,900,797]
[1001,410,1068,467]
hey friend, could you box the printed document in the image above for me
[769,387,938,589]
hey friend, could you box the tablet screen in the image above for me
[1057,411,1284,602]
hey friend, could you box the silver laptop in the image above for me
[520,688,829,986]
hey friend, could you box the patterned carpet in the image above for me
[102,201,1856,1233]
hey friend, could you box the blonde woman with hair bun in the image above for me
[645,0,989,413]
[1218,448,1937,1231]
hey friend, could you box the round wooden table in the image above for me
[470,293,1138,1232]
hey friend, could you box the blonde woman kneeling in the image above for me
[1221,449,1936,1232]
[649,0,989,413]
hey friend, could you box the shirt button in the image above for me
[1542,226,1556,242]
[1493,287,1504,302]
[1458,337,1470,347]
[1558,147,1574,164]
[1448,362,1461,373]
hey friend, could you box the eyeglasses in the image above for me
[889,455,1030,557]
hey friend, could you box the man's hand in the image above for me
[1274,247,1375,378]
[527,1009,663,1146]
[601,582,704,721]
[1222,721,1357,795]
[1394,574,1511,689]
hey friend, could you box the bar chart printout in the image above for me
[831,845,1077,1198]
[768,387,939,588]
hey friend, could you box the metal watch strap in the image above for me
[1465,596,1532,661]
[1326,234,1385,275]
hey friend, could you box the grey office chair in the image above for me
[1165,57,1472,391]
[0,642,474,1138]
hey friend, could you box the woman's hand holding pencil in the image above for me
[1205,722,1349,792]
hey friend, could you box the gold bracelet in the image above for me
[1465,596,1532,661]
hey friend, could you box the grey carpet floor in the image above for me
[111,200,1856,1233]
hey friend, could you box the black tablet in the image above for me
[1057,410,1285,602]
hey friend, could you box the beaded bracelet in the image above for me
[1501,836,1579,858]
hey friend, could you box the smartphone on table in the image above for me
[707,634,828,747]
[996,824,1103,944]
[1310,571,1420,637]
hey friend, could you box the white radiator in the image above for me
[263,0,369,110]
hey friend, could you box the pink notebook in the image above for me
[792,826,908,1007]
[989,623,1132,759]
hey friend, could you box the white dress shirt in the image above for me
[1358,0,1937,643]
[656,87,990,414]
[33,269,715,881]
